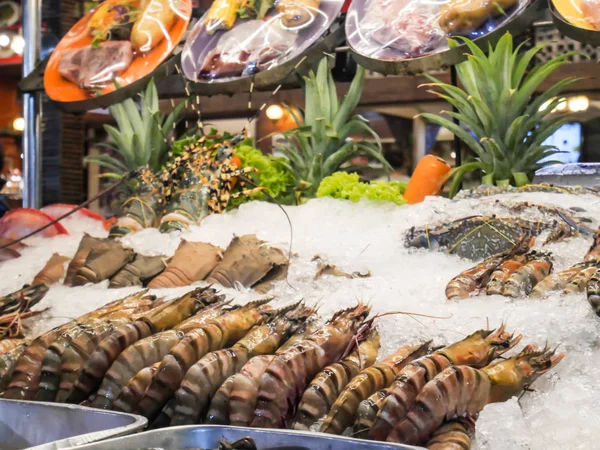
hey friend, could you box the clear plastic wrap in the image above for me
[347,0,531,61]
[181,0,344,82]
[553,0,600,30]
[44,0,191,102]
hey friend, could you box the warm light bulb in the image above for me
[0,34,10,47]
[568,96,589,113]
[13,117,24,131]
[10,35,24,55]
[266,104,284,121]
[555,100,567,112]
[450,152,456,159]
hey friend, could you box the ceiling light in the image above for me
[13,117,24,131]
[568,95,589,113]
[266,104,284,121]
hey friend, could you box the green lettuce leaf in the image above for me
[228,145,297,209]
[317,172,407,205]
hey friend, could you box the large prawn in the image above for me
[387,345,563,445]
[205,320,321,427]
[250,305,372,429]
[134,298,274,421]
[426,418,475,450]
[4,290,157,400]
[164,303,315,426]
[291,327,381,431]
[318,343,431,436]
[65,287,217,404]
[367,325,521,441]
[91,299,230,410]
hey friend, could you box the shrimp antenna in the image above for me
[238,174,295,291]
[0,169,140,250]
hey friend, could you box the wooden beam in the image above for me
[85,62,600,124]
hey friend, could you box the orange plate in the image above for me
[552,0,595,30]
[44,0,191,102]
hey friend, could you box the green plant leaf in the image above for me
[420,113,489,163]
[333,65,365,132]
[84,155,128,174]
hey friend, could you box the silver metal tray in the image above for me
[65,425,426,449]
[0,398,147,450]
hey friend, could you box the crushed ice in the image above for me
[3,191,600,449]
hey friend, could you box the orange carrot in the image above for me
[404,155,452,204]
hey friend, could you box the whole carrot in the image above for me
[403,155,451,204]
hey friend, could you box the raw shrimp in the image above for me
[134,299,274,421]
[426,418,475,450]
[563,265,597,294]
[387,345,564,445]
[587,267,600,317]
[368,325,521,441]
[206,320,322,427]
[0,339,29,355]
[166,303,314,426]
[113,362,160,412]
[92,299,229,410]
[501,253,553,297]
[65,287,216,404]
[0,342,29,391]
[251,305,372,429]
[291,328,380,431]
[318,343,430,435]
[529,262,590,298]
[4,290,156,400]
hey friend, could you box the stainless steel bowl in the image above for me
[63,425,426,449]
[0,398,147,450]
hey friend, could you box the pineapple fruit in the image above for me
[85,79,185,180]
[275,57,391,199]
[420,33,582,197]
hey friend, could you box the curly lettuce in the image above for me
[317,172,407,205]
[228,145,296,209]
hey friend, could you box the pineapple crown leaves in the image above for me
[276,57,391,194]
[419,32,585,195]
[84,79,186,178]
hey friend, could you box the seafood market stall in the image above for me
[4,0,600,449]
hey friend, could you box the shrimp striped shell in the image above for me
[3,290,155,400]
[65,287,215,404]
[102,300,230,411]
[91,330,184,410]
[501,253,553,297]
[0,339,29,355]
[37,319,117,402]
[426,418,475,450]
[587,267,600,317]
[485,256,527,295]
[291,328,381,431]
[530,262,590,298]
[354,389,387,438]
[167,303,314,426]
[368,326,521,441]
[205,320,322,427]
[113,362,160,412]
[54,320,120,403]
[563,265,598,294]
[387,345,564,445]
[251,304,372,429]
[135,298,273,421]
[0,342,29,391]
[51,295,159,403]
[446,238,531,300]
[318,342,429,436]
[205,374,236,425]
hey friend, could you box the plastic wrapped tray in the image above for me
[64,425,426,449]
[347,0,544,75]
[0,398,147,450]
[534,163,600,187]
